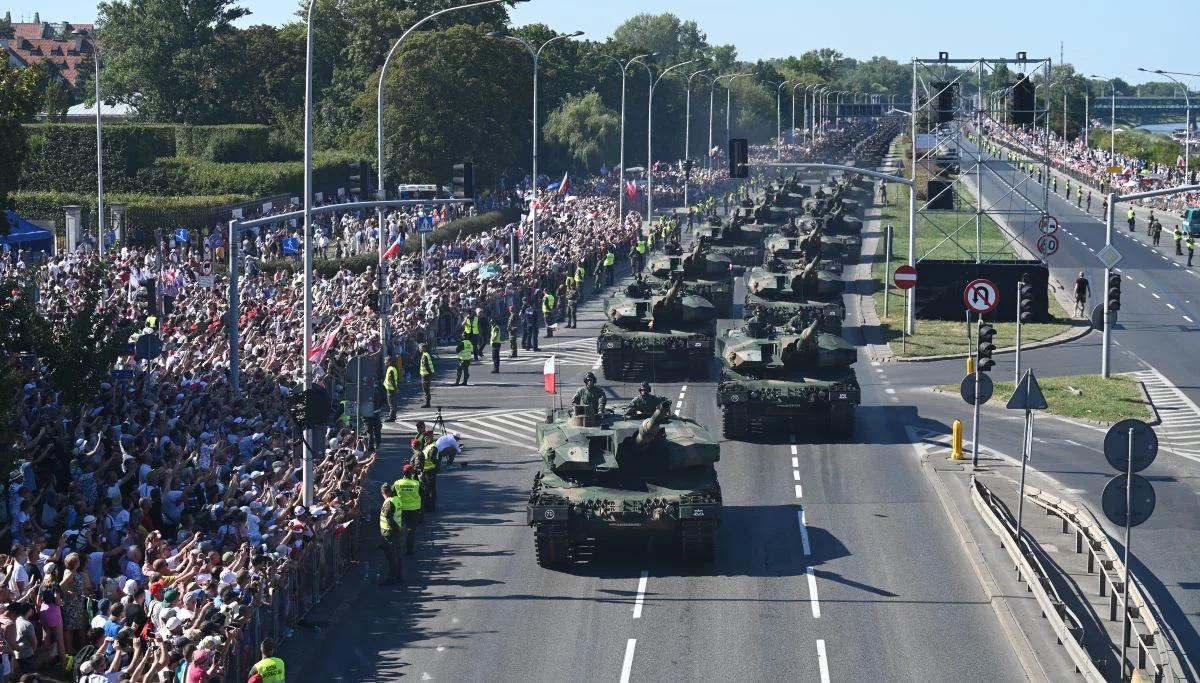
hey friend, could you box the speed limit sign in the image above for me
[1037,234,1060,257]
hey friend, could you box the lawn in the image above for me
[873,139,1081,358]
[937,374,1152,425]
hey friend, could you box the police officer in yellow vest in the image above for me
[575,264,587,296]
[463,309,482,360]
[393,465,423,552]
[418,342,434,408]
[454,332,473,386]
[603,248,616,286]
[384,355,400,421]
[490,322,502,373]
[1127,208,1136,232]
[633,237,647,272]
[252,639,287,683]
[542,289,557,338]
[377,482,405,584]
[409,441,440,512]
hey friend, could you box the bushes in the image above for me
[147,151,368,197]
[174,125,290,162]
[20,124,176,193]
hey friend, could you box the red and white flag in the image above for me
[557,170,570,196]
[543,355,556,394]
[308,324,341,365]
[625,181,638,200]
[382,234,403,259]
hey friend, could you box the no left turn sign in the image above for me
[964,278,999,315]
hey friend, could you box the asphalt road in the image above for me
[280,186,1030,682]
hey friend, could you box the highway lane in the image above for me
[283,184,1028,682]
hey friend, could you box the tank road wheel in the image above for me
[829,403,856,439]
[601,351,621,381]
[722,407,747,440]
[533,525,571,567]
[681,521,716,563]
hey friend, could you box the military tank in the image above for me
[692,213,762,269]
[645,239,735,316]
[527,401,722,566]
[743,263,844,332]
[715,319,859,439]
[596,276,716,380]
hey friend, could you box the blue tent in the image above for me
[0,212,53,254]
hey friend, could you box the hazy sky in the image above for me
[7,0,1195,86]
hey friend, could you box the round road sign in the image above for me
[1038,215,1060,235]
[960,372,994,405]
[964,278,1000,315]
[1037,234,1060,257]
[1103,419,1158,473]
[1101,473,1156,527]
[893,265,918,290]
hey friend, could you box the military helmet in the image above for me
[584,371,597,383]
[639,382,651,393]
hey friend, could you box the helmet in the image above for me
[584,372,596,383]
[402,464,416,475]
[639,382,651,393]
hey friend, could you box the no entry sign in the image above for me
[893,265,918,290]
[964,278,999,315]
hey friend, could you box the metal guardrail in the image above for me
[1024,486,1187,683]
[970,476,1106,682]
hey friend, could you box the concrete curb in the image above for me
[889,320,1093,363]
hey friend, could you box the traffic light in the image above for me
[977,322,996,372]
[1107,273,1122,312]
[1018,281,1035,323]
[728,138,748,178]
[452,162,475,199]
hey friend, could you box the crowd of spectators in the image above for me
[984,122,1200,212]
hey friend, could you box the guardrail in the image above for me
[970,476,1106,682]
[1024,486,1187,683]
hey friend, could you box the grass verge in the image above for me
[936,374,1152,425]
[871,139,1081,358]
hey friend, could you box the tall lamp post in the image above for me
[775,80,792,161]
[376,0,511,360]
[300,0,320,505]
[646,59,698,227]
[805,84,822,141]
[591,52,656,227]
[684,68,712,165]
[488,29,585,273]
[709,73,747,170]
[76,29,104,258]
[1091,75,1118,163]
[726,73,754,145]
[1139,68,1192,181]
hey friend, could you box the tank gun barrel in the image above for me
[636,401,671,446]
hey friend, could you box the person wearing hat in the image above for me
[393,465,423,555]
[624,382,667,419]
[418,342,435,409]
[489,316,502,373]
[383,355,400,422]
[507,306,520,359]
[572,372,606,415]
[454,331,473,386]
[563,276,580,328]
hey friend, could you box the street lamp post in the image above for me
[76,29,105,258]
[489,29,585,273]
[592,52,656,228]
[709,73,747,170]
[301,0,318,505]
[776,80,792,161]
[1091,75,1117,163]
[684,68,712,167]
[726,73,753,144]
[791,83,804,144]
[376,0,510,362]
[805,84,821,141]
[1140,68,1191,182]
[647,59,698,228]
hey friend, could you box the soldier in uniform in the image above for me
[507,306,519,358]
[624,382,667,419]
[572,372,607,414]
[626,273,652,298]
[564,277,580,328]
[744,306,770,337]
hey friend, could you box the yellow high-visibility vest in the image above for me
[457,340,474,361]
[394,479,421,510]
[378,496,404,535]
[419,352,435,377]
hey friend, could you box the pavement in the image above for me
[277,177,1036,681]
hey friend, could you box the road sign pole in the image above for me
[1015,408,1032,545]
[883,224,892,318]
[971,315,982,468]
[1121,426,1134,674]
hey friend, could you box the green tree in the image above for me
[0,64,41,234]
[356,24,532,187]
[96,0,249,123]
[44,80,69,122]
[543,91,619,169]
[217,24,306,126]
[611,13,709,65]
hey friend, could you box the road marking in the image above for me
[1185,316,1195,323]
[1168,304,1176,309]
[885,388,896,395]
[632,571,648,619]
[1126,275,1134,280]
[790,444,798,455]
[793,470,802,481]
[619,639,637,683]
[816,638,825,681]
[798,509,812,556]
[806,566,822,618]
[1137,282,1146,288]
[795,484,804,498]
[792,456,799,467]
[680,385,688,392]
[1152,292,1161,299]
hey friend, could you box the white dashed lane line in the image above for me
[1186,316,1195,323]
[632,571,648,619]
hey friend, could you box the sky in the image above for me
[7,0,1196,86]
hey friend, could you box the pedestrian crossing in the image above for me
[505,336,600,367]
[387,407,548,448]
[1131,370,1200,462]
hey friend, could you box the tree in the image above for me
[43,80,69,122]
[611,13,709,65]
[0,64,40,234]
[356,24,532,188]
[216,24,305,126]
[543,91,620,169]
[96,0,250,122]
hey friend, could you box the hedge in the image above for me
[143,151,369,198]
[254,209,521,277]
[20,124,177,194]
[10,191,250,243]
[174,125,293,163]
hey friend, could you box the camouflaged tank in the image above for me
[772,223,860,263]
[691,213,762,270]
[743,264,844,331]
[715,318,859,439]
[527,401,722,566]
[597,276,717,380]
[645,239,735,316]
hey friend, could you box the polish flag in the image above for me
[543,355,556,394]
[308,324,341,365]
[625,181,638,200]
[382,234,403,259]
[557,171,570,196]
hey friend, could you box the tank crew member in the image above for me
[572,372,607,414]
[624,382,667,419]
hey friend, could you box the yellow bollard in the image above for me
[950,420,964,460]
[966,355,974,375]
